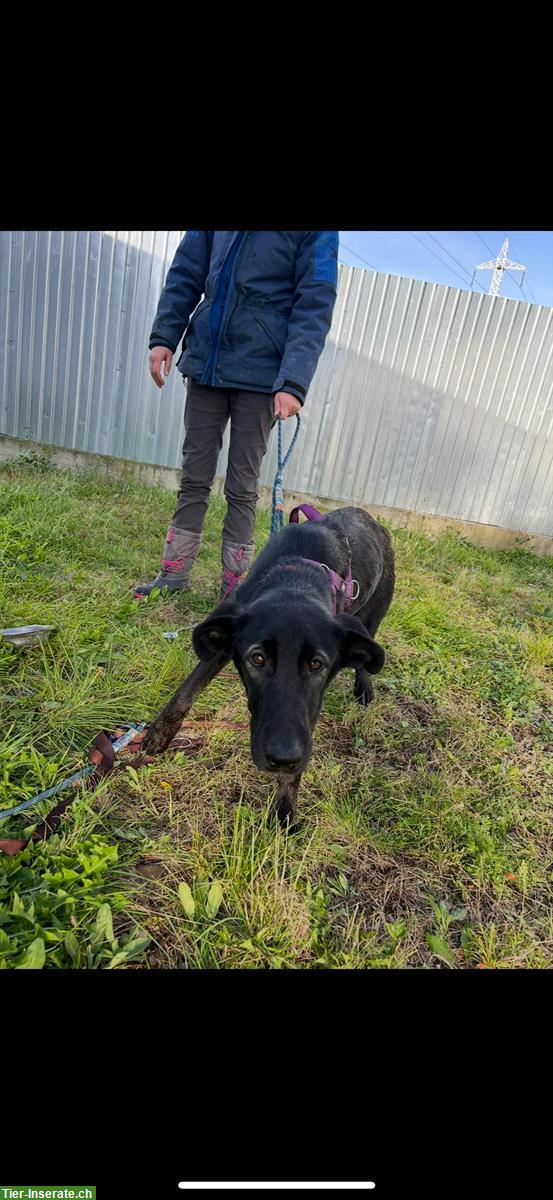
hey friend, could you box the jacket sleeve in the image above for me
[272,231,339,402]
[149,231,212,352]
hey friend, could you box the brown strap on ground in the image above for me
[0,725,204,855]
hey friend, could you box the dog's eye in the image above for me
[308,658,324,672]
[250,652,265,667]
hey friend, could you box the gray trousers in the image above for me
[172,379,276,545]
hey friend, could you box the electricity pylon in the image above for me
[473,237,526,297]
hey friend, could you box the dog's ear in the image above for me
[192,605,239,661]
[335,613,385,675]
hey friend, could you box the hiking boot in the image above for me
[133,527,202,599]
[220,541,255,601]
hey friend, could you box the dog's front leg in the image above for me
[143,651,230,756]
[354,666,374,706]
[273,772,302,830]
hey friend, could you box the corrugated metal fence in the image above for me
[1,230,552,535]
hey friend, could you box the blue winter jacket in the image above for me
[149,231,339,404]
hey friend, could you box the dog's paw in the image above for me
[354,680,374,706]
[141,721,177,757]
[273,788,299,831]
[276,804,299,833]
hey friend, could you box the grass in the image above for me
[1,450,552,969]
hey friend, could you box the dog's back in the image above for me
[242,505,394,626]
[322,507,395,629]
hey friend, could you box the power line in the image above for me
[507,234,537,303]
[425,231,489,293]
[524,280,537,304]
[339,240,381,272]
[503,233,529,299]
[407,230,485,293]
[474,230,495,257]
[341,232,543,305]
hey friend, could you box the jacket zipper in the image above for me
[203,232,248,386]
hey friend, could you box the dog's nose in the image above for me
[267,755,302,773]
[265,736,304,773]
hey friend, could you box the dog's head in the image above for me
[193,594,385,775]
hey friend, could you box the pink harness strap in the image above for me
[287,506,356,615]
[289,503,324,523]
[300,558,354,615]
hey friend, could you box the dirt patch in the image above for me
[135,856,166,880]
[316,716,362,761]
[352,847,433,922]
[393,694,436,727]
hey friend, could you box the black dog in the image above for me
[143,506,395,825]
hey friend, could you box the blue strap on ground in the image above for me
[271,414,301,537]
[0,723,145,822]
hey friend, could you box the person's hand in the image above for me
[149,346,173,388]
[274,391,302,419]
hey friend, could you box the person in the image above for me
[134,230,339,601]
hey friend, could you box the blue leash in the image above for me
[0,723,145,822]
[271,414,301,537]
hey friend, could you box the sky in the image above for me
[338,231,553,307]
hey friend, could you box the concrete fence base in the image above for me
[2,434,551,559]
